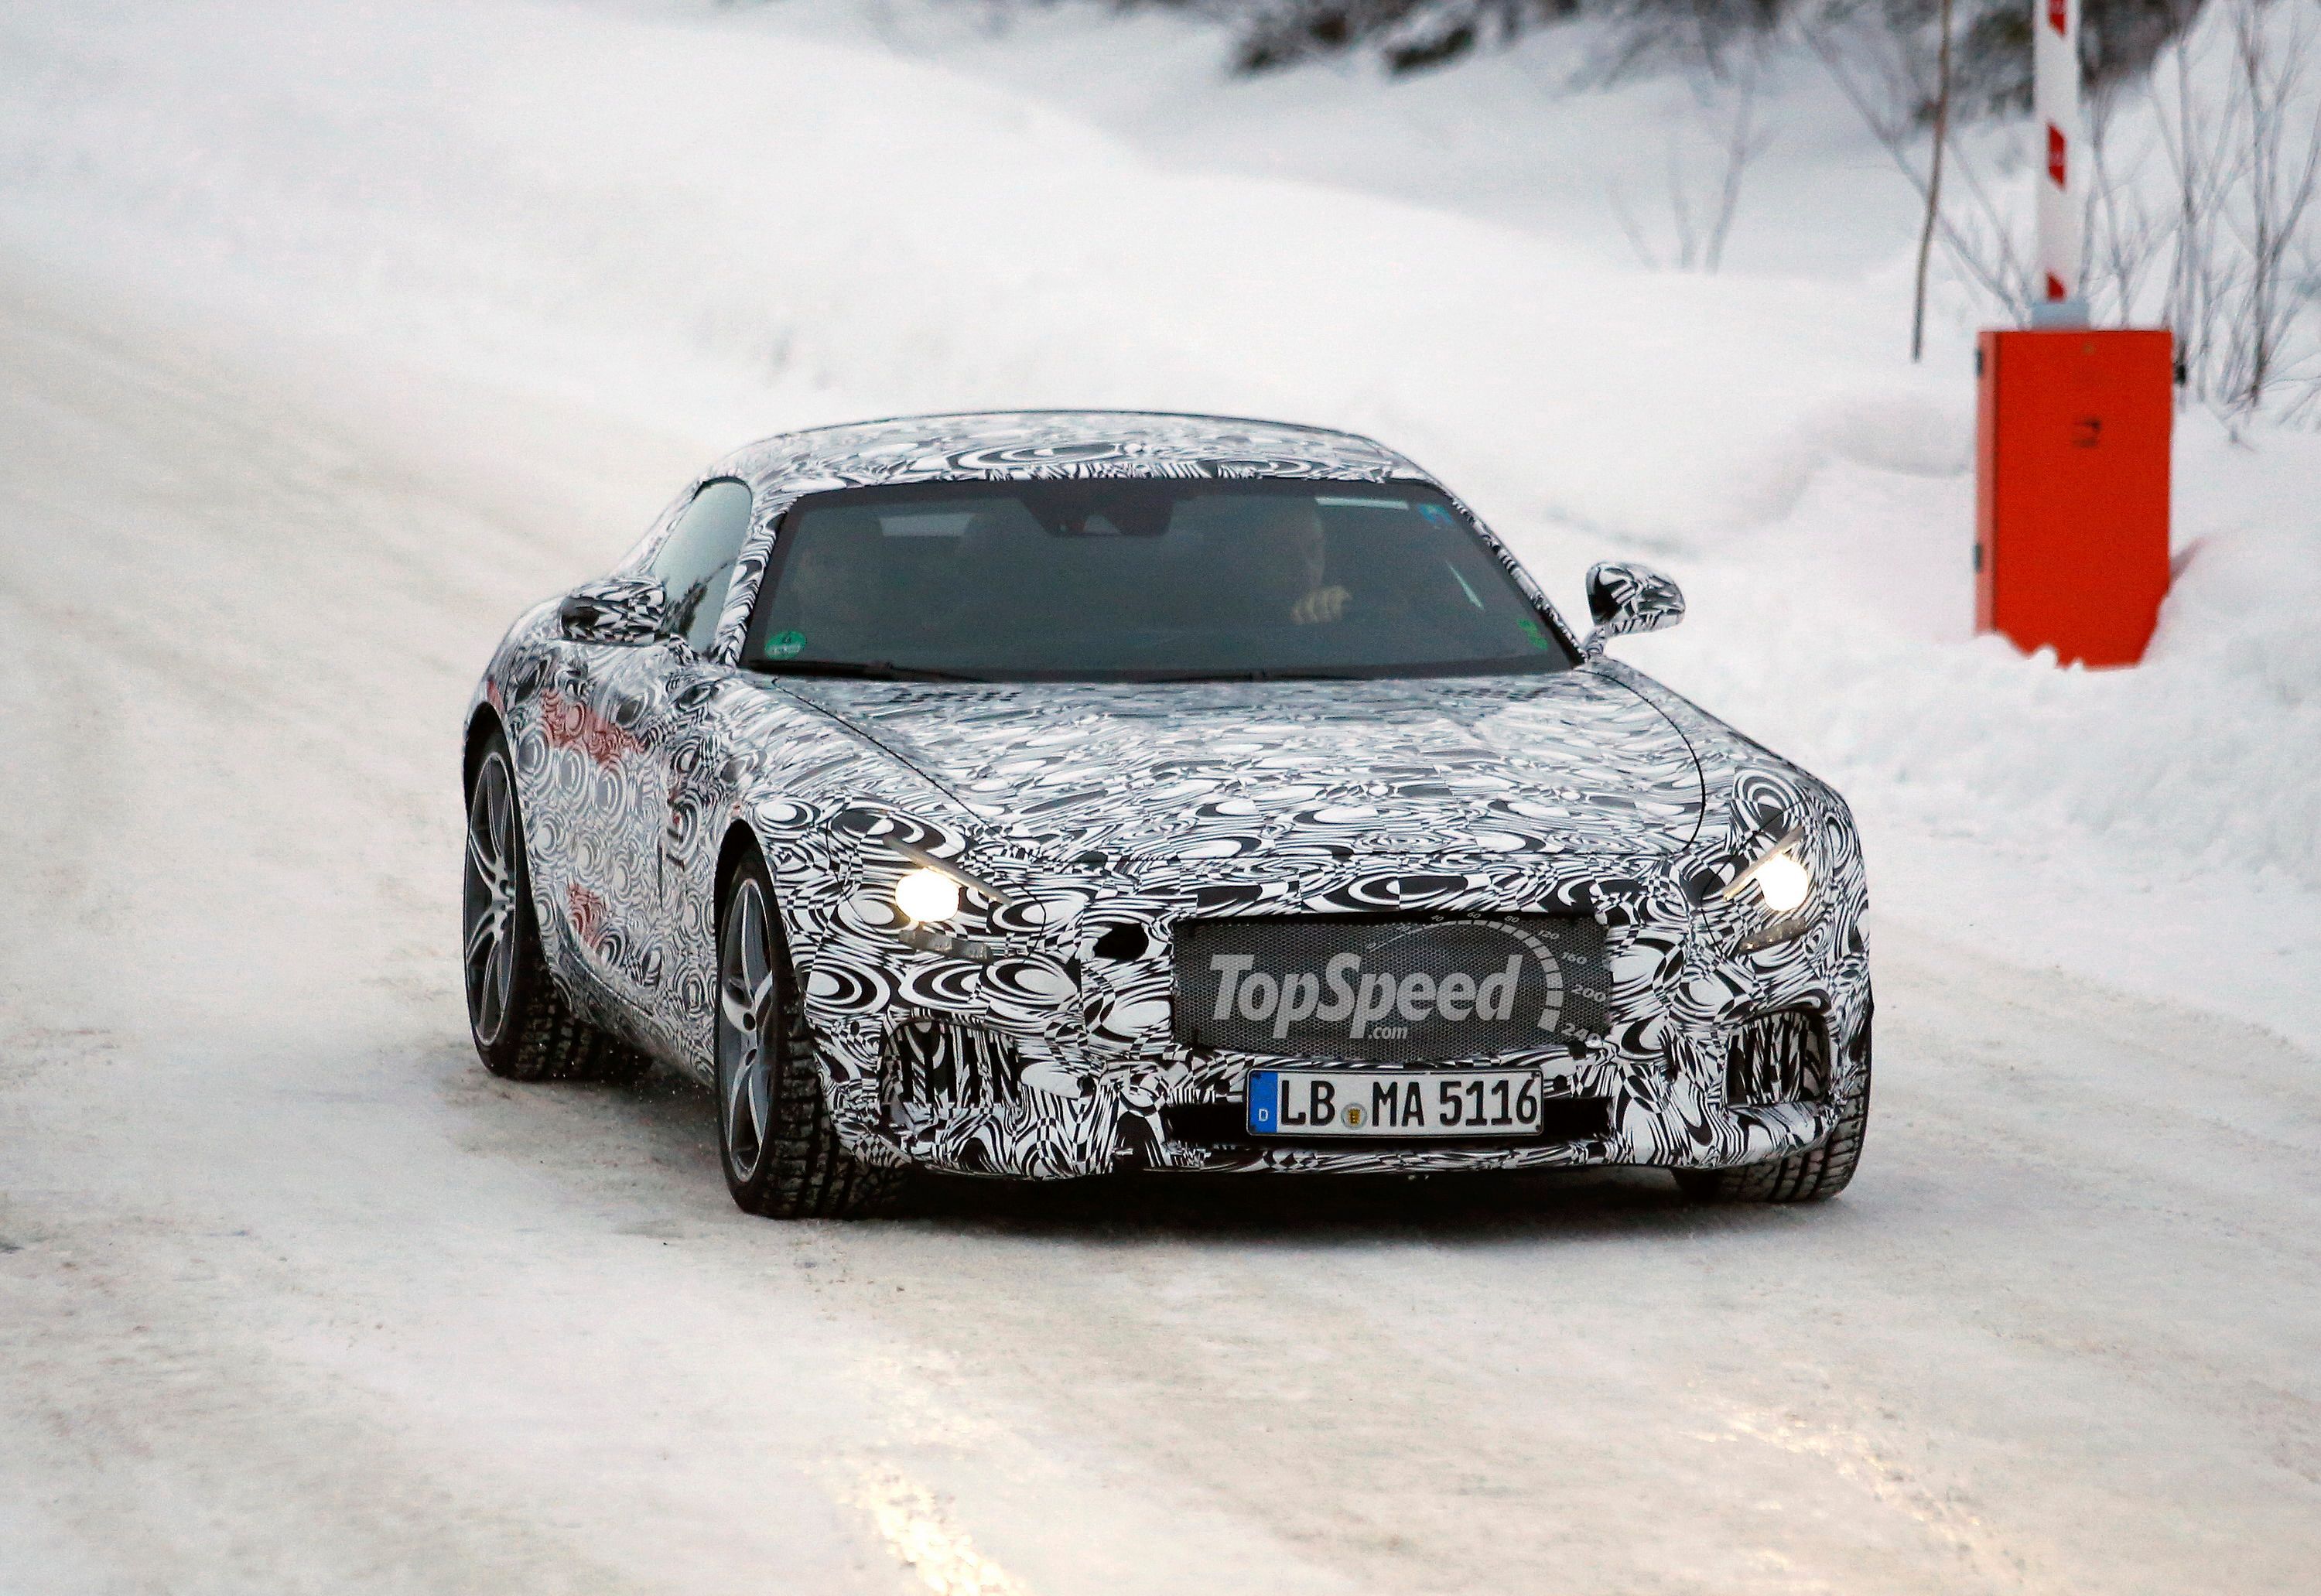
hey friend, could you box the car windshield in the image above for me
[742,478,1574,682]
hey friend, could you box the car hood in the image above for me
[773,672,1706,864]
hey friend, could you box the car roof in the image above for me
[712,409,1432,501]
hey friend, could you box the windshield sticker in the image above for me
[764,630,807,660]
[1519,619,1552,650]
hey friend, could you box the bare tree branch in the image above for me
[1912,0,1954,361]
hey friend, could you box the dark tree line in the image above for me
[1122,0,2203,114]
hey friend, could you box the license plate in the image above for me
[1245,1068,1543,1138]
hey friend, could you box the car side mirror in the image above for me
[558,577,671,646]
[1581,561,1685,656]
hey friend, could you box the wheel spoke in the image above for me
[725,1043,761,1164]
[737,887,771,996]
[720,975,760,1035]
[465,907,498,967]
[490,914,514,1010]
[468,781,494,863]
[745,1055,772,1148]
[477,935,507,1037]
[484,759,513,860]
[465,827,505,898]
[725,1045,754,1123]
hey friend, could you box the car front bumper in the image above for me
[787,824,1871,1182]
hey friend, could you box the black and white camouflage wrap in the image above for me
[1583,559,1687,652]
[467,412,1871,1180]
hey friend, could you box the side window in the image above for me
[650,479,754,654]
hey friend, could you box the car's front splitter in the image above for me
[825,980,1868,1181]
[1136,1095,1838,1177]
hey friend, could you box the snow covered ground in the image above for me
[5,0,2311,1041]
[2,2,2316,1590]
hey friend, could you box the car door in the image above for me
[631,478,758,1041]
[546,480,755,1030]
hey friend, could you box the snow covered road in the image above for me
[4,261,2318,1594]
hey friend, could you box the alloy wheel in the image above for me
[461,753,522,1046]
[717,877,779,1180]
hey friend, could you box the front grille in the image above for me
[883,1020,1023,1107]
[1174,914,1610,1063]
[1159,1093,1613,1148]
[1725,1010,1830,1106]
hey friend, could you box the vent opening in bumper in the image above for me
[1725,1009,1830,1106]
[883,1020,1024,1109]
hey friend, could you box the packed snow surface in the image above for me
[2,2,2317,1590]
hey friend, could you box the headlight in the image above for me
[1750,849,1810,914]
[880,836,1022,927]
[894,867,962,924]
[1723,826,1813,917]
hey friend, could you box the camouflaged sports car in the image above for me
[460,411,1871,1217]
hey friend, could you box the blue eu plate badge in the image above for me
[1246,1071,1280,1133]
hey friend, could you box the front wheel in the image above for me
[715,855,902,1218]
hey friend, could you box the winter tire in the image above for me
[715,853,903,1218]
[462,728,651,1085]
[1674,1017,1872,1204]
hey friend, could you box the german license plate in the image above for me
[1245,1068,1543,1138]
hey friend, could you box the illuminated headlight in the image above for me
[894,867,962,924]
[1751,849,1811,914]
[877,832,1024,933]
[1723,827,1813,917]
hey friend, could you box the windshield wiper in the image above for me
[754,661,991,682]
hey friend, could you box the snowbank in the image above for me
[0,0,1949,540]
[0,0,2312,1030]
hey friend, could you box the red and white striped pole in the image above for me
[2032,0,2087,324]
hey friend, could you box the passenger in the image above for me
[769,511,903,661]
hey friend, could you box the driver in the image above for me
[1244,498,1351,626]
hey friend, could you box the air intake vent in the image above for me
[1725,1010,1830,1106]
[883,1020,1023,1108]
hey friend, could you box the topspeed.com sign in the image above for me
[1172,915,1609,1063]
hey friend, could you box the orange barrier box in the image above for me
[1975,328,2173,666]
